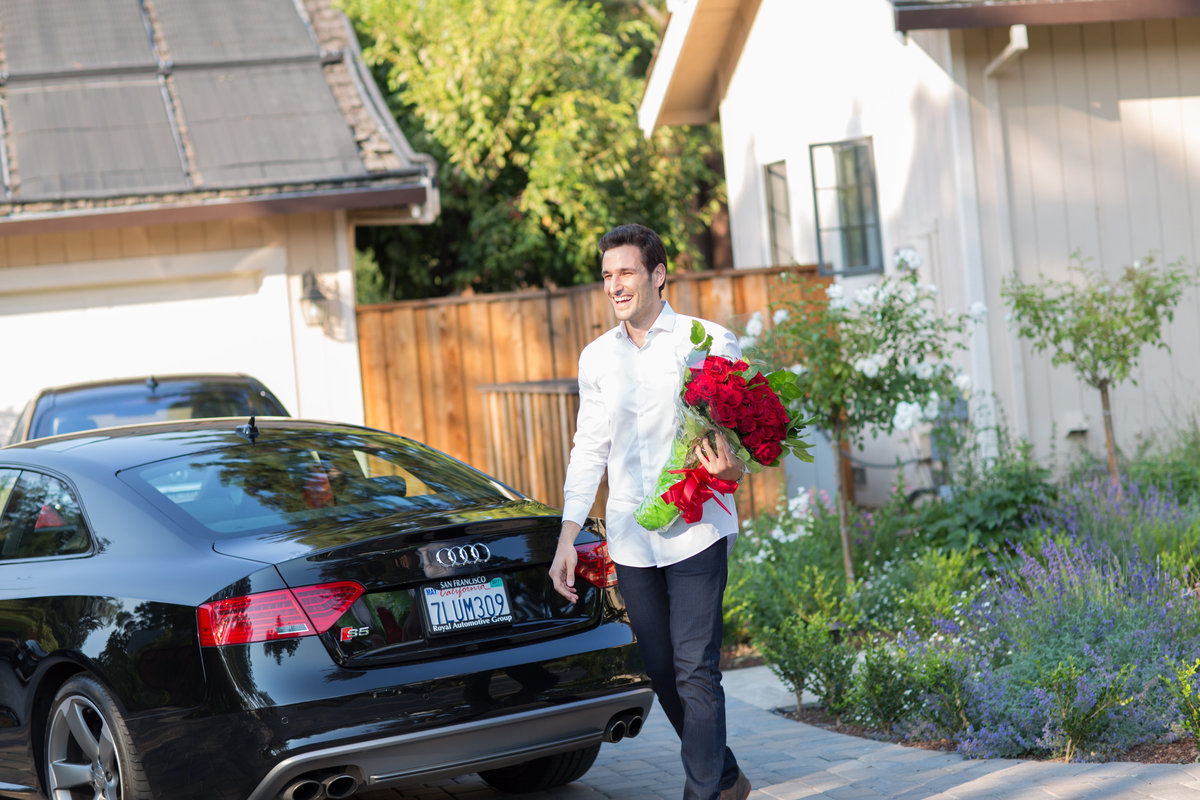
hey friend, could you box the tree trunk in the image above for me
[833,430,855,584]
[1098,380,1121,495]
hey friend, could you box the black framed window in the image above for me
[764,160,794,266]
[810,137,883,275]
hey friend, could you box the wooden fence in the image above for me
[356,264,830,518]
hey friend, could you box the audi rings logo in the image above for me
[434,543,493,567]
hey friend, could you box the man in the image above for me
[549,223,752,800]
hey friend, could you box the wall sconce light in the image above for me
[300,271,330,327]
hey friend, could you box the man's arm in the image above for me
[549,520,582,602]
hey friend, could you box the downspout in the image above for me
[982,24,1030,439]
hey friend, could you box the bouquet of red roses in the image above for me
[635,321,814,532]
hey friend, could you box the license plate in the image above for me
[422,576,513,635]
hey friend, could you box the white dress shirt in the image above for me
[562,301,742,567]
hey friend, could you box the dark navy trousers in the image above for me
[614,539,741,800]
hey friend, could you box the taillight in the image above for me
[197,581,364,647]
[574,540,618,588]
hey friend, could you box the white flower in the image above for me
[829,297,850,311]
[826,284,844,300]
[915,361,935,380]
[773,308,789,325]
[893,401,922,431]
[788,490,811,517]
[854,357,880,378]
[737,335,756,350]
[969,301,988,320]
[787,363,806,375]
[745,311,764,338]
[894,246,922,270]
[954,373,972,393]
[855,284,879,307]
[923,392,941,421]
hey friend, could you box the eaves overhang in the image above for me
[893,0,1200,32]
[638,0,761,135]
[0,175,435,237]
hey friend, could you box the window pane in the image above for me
[810,138,883,275]
[126,431,519,536]
[764,161,794,266]
[0,471,90,559]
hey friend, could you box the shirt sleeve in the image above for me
[561,358,610,527]
[705,322,743,362]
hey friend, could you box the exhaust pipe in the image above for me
[321,773,360,800]
[278,770,361,800]
[603,715,628,743]
[620,710,644,738]
[280,778,323,800]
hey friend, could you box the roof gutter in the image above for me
[893,0,1200,32]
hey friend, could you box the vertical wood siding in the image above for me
[356,265,829,518]
[968,20,1200,457]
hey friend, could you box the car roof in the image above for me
[31,373,270,398]
[0,418,377,472]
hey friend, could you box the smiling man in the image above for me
[549,223,752,800]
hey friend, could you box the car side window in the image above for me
[0,470,91,559]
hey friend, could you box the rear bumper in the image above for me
[245,687,654,800]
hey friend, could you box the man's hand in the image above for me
[694,432,745,484]
[549,521,582,603]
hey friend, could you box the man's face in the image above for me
[601,244,664,330]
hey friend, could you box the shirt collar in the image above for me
[615,300,675,342]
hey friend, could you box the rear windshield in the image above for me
[122,432,519,536]
[32,381,288,439]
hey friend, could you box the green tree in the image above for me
[745,268,976,583]
[1001,255,1197,490]
[341,0,723,300]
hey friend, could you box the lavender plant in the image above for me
[920,537,1200,758]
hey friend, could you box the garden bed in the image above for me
[781,705,1198,764]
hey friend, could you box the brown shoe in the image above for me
[720,769,751,800]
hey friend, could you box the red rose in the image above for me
[690,373,719,400]
[753,441,782,465]
[711,399,739,428]
[703,356,733,381]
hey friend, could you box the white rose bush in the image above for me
[742,269,980,583]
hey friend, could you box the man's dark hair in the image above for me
[599,224,668,294]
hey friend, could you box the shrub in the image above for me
[849,636,918,730]
[1163,658,1200,742]
[855,547,982,636]
[726,488,856,641]
[809,631,858,716]
[914,438,1055,555]
[753,613,826,708]
[1030,657,1134,762]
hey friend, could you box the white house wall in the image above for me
[720,0,976,502]
[0,212,364,440]
[962,20,1200,467]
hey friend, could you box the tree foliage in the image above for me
[341,0,724,300]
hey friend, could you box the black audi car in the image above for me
[0,419,650,800]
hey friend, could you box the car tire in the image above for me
[44,675,151,800]
[478,742,601,793]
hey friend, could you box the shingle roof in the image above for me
[0,0,439,232]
